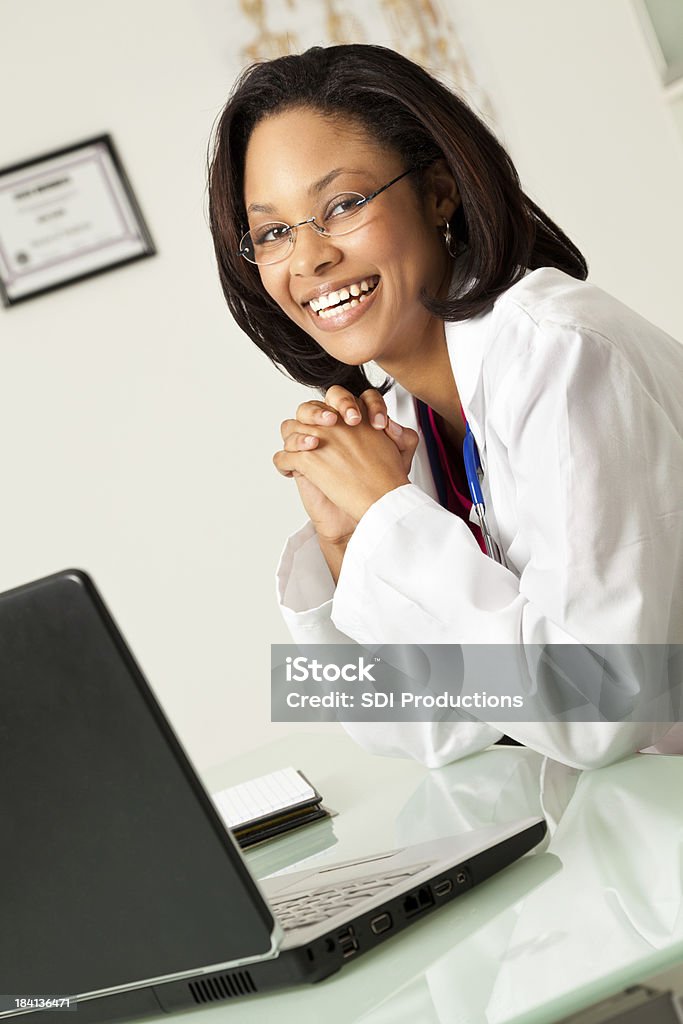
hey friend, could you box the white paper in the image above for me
[212,766,316,829]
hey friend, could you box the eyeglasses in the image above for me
[239,164,423,266]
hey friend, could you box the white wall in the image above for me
[0,0,315,773]
[0,0,681,773]
[454,0,683,340]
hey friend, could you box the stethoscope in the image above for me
[417,401,506,566]
[463,423,506,565]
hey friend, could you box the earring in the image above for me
[442,218,458,258]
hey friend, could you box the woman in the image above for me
[208,44,683,769]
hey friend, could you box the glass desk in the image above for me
[169,733,683,1024]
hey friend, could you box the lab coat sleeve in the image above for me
[276,521,504,766]
[329,317,680,769]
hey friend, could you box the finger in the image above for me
[280,418,323,442]
[360,388,388,429]
[295,400,338,426]
[273,449,309,478]
[284,432,319,452]
[324,385,362,425]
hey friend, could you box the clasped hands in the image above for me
[273,386,419,543]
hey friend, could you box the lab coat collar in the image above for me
[444,311,489,448]
[382,267,529,499]
[384,380,440,503]
[380,269,492,504]
[445,266,533,451]
[442,258,488,435]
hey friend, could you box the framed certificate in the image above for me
[0,134,156,307]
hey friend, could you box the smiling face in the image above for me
[242,106,459,372]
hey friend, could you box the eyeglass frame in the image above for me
[239,161,429,265]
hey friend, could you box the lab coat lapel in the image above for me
[379,308,491,513]
[382,380,440,502]
[445,312,506,544]
[379,305,494,522]
[445,314,489,450]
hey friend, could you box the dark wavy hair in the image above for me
[208,43,587,396]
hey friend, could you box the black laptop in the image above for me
[0,570,546,1022]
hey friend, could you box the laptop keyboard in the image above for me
[270,861,433,931]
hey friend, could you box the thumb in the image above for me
[385,418,419,472]
[386,417,418,451]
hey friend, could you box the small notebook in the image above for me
[212,767,330,848]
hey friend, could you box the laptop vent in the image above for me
[188,970,257,1003]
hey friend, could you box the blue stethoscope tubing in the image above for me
[463,424,506,565]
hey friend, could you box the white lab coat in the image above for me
[276,267,683,769]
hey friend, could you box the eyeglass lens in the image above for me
[241,192,367,265]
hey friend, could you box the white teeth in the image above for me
[308,276,378,316]
[318,297,359,318]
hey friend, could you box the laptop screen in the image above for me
[0,571,275,996]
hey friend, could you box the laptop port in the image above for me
[433,879,453,897]
[402,885,435,918]
[455,869,469,886]
[370,912,392,935]
[337,926,360,959]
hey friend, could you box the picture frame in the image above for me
[0,134,156,307]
